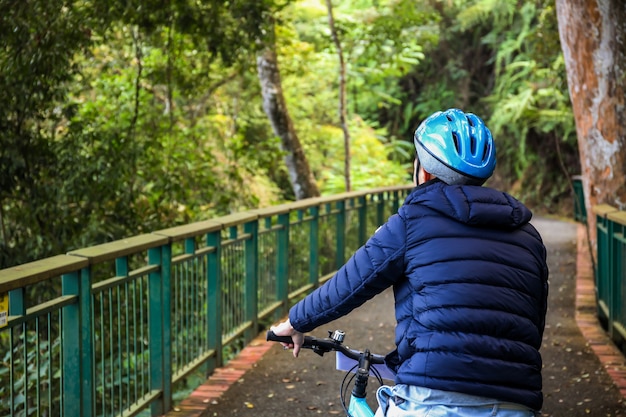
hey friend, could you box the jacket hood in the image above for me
[405,179,532,229]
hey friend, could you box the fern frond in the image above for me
[457,0,517,31]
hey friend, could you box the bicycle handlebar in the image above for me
[266,330,386,364]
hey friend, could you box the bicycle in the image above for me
[267,329,394,417]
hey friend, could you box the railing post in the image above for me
[571,175,587,223]
[8,288,25,416]
[115,257,128,414]
[244,221,259,342]
[335,201,346,269]
[161,243,173,411]
[594,205,618,329]
[206,230,222,370]
[607,217,616,337]
[607,211,626,344]
[277,213,290,315]
[392,190,401,213]
[309,207,320,287]
[60,267,94,417]
[61,271,83,417]
[358,196,367,245]
[611,216,621,342]
[148,247,165,416]
[8,288,24,316]
[375,192,385,227]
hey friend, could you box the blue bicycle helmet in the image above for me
[414,108,496,185]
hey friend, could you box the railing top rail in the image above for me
[153,186,415,241]
[68,233,169,263]
[608,210,626,226]
[251,186,414,216]
[154,220,224,240]
[0,254,89,293]
[215,211,260,228]
[255,196,327,215]
[593,204,619,217]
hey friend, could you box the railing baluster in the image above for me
[99,287,105,417]
[49,313,54,416]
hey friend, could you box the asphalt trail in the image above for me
[201,217,626,416]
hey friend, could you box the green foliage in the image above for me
[0,0,287,267]
[312,120,412,194]
[0,0,96,266]
[480,1,578,209]
[375,0,578,212]
[0,0,579,270]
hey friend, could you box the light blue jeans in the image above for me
[374,385,539,417]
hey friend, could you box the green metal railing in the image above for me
[574,175,626,349]
[592,204,626,343]
[0,186,411,417]
[572,175,587,223]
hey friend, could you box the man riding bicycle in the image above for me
[272,108,549,417]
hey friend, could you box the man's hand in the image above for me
[270,319,305,358]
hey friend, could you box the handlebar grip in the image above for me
[266,330,296,344]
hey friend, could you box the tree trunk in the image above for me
[256,45,320,200]
[326,0,351,192]
[556,0,626,256]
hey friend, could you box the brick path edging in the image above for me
[575,223,626,398]
[163,334,275,417]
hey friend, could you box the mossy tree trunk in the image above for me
[556,0,626,254]
[325,0,351,192]
[256,29,320,200]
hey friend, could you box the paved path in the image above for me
[166,217,626,417]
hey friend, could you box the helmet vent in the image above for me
[482,143,490,160]
[452,132,461,153]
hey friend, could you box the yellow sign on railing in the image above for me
[0,292,7,328]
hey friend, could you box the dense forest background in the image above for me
[0,0,579,268]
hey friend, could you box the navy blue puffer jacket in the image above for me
[289,179,549,411]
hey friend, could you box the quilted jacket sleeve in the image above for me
[289,212,407,333]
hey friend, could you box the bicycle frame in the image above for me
[348,396,375,417]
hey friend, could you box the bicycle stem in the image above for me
[351,349,372,399]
